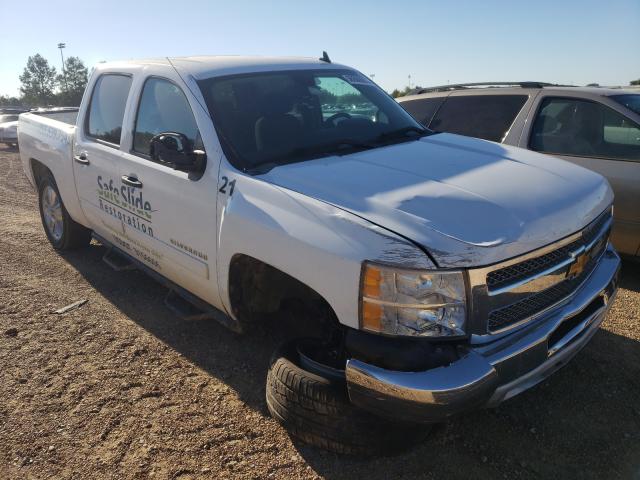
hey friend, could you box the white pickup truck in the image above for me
[19,55,620,455]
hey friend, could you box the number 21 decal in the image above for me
[219,176,236,196]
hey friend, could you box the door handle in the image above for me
[121,175,143,188]
[74,152,89,165]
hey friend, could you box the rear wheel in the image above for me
[38,174,91,250]
[266,339,430,456]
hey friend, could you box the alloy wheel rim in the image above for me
[42,186,64,241]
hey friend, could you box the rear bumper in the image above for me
[345,244,620,423]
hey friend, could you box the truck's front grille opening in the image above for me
[487,230,608,332]
[486,209,611,292]
[547,295,605,353]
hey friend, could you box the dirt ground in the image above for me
[0,146,639,480]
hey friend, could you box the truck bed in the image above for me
[31,108,79,126]
[18,111,81,221]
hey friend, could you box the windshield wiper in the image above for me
[247,138,377,174]
[303,138,377,155]
[375,126,432,143]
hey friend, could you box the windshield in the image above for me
[611,94,640,115]
[198,69,430,171]
[0,115,19,123]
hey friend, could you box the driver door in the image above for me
[116,75,221,307]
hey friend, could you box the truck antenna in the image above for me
[319,51,331,63]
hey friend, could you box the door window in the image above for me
[133,78,200,157]
[530,97,640,160]
[428,95,528,142]
[86,74,132,145]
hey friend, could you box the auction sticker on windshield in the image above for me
[342,73,373,86]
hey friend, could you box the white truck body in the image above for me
[18,56,620,424]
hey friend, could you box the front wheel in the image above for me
[266,339,430,456]
[38,174,91,250]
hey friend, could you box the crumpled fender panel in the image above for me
[216,169,433,330]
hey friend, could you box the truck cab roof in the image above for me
[96,55,348,80]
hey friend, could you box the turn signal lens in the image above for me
[361,301,383,332]
[362,264,382,298]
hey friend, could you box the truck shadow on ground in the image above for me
[62,245,640,479]
[620,259,640,293]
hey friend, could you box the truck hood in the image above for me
[260,133,613,267]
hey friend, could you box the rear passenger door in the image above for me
[117,74,222,307]
[73,73,133,244]
[525,96,640,256]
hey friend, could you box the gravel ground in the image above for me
[1,146,639,480]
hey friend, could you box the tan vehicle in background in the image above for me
[398,84,640,258]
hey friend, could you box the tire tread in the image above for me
[266,341,429,456]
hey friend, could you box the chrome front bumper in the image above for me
[345,245,620,423]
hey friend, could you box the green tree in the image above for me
[630,79,640,86]
[19,54,57,106]
[0,95,25,107]
[57,56,88,106]
[391,86,414,98]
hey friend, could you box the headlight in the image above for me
[360,262,466,338]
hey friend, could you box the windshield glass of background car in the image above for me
[428,95,528,142]
[198,69,425,170]
[612,94,640,115]
[400,97,444,126]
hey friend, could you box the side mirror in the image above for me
[149,132,206,172]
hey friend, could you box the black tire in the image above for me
[37,173,91,250]
[266,340,430,456]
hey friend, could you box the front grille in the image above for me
[487,229,608,331]
[486,210,611,292]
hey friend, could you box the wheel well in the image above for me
[30,158,51,188]
[228,254,341,338]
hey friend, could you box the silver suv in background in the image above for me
[398,83,640,259]
[0,113,21,148]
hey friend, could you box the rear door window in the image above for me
[400,98,444,126]
[530,97,640,161]
[86,74,132,145]
[429,95,528,142]
[132,77,200,157]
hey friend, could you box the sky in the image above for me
[0,0,638,97]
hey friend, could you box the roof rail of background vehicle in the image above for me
[94,55,348,80]
[403,84,640,99]
[407,82,573,95]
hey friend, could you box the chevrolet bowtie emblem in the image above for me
[567,249,589,279]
